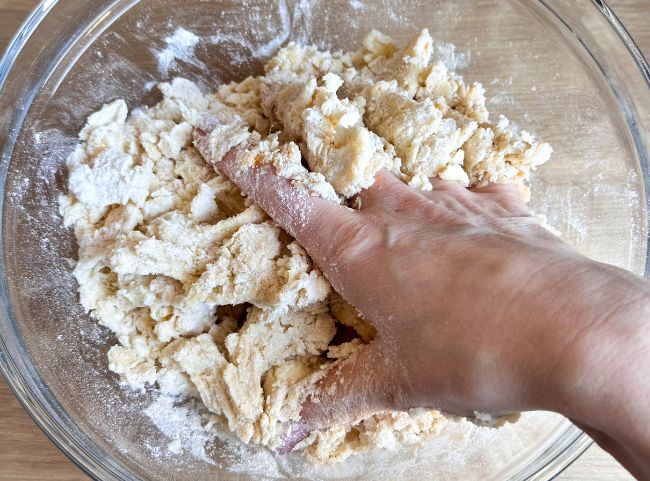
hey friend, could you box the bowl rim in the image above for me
[0,0,648,480]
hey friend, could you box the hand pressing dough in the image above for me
[61,29,550,463]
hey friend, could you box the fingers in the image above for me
[429,176,470,192]
[195,112,226,135]
[470,182,531,206]
[352,169,415,212]
[424,178,532,218]
[277,342,396,454]
[470,182,525,198]
[471,182,532,217]
[353,172,473,213]
[192,126,213,160]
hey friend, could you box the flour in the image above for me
[155,27,203,74]
[251,0,292,59]
[144,395,217,463]
[432,41,471,71]
[206,0,305,66]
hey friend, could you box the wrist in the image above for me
[534,261,650,436]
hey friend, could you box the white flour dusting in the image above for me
[155,27,203,74]
[207,0,309,65]
[215,431,284,478]
[432,41,471,71]
[251,0,291,58]
[144,395,217,464]
[348,0,366,10]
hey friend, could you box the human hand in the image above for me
[194,129,650,478]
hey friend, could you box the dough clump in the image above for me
[61,29,550,463]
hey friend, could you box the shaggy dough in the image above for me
[61,29,551,463]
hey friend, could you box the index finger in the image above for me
[217,147,351,244]
[193,127,357,265]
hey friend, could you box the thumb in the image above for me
[277,342,398,454]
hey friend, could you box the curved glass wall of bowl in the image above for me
[0,1,648,480]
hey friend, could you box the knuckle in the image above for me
[496,191,531,215]
[325,218,378,265]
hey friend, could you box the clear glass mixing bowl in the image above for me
[1,0,649,480]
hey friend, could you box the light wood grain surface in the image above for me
[0,1,647,480]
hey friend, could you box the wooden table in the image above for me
[0,1,647,479]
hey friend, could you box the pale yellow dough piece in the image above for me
[61,29,552,464]
[259,71,401,197]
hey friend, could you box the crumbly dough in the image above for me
[61,29,551,463]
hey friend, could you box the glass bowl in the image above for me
[1,0,649,480]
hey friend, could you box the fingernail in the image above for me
[276,421,310,455]
[192,129,211,159]
[196,112,222,132]
[214,147,242,173]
